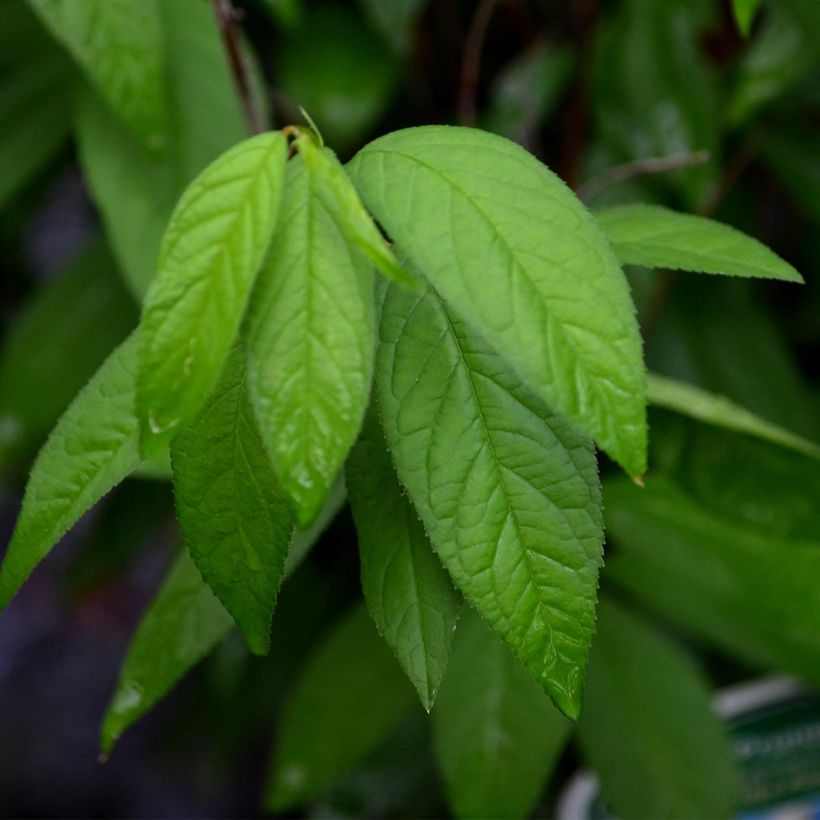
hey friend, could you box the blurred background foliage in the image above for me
[0,0,819,816]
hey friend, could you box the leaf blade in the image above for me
[349,125,646,476]
[376,284,604,717]
[171,347,294,655]
[137,131,288,454]
[579,597,738,819]
[347,406,461,710]
[596,203,803,282]
[245,155,375,526]
[433,608,572,819]
[0,333,142,609]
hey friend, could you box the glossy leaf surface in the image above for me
[376,284,603,717]
[349,126,646,475]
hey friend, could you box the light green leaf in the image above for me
[172,348,294,655]
[605,476,820,686]
[349,126,646,476]
[647,373,820,461]
[347,405,461,711]
[434,608,572,820]
[101,485,343,753]
[0,52,73,207]
[74,0,250,299]
[27,0,166,146]
[732,0,763,36]
[579,597,737,819]
[596,203,803,282]
[0,241,136,471]
[277,4,398,148]
[137,131,288,456]
[100,549,234,754]
[297,138,418,289]
[0,333,141,610]
[266,604,416,811]
[376,284,604,718]
[245,155,375,527]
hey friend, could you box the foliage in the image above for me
[1,0,818,816]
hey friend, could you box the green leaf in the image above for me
[101,485,342,753]
[27,0,166,146]
[137,131,288,456]
[245,154,375,527]
[433,608,572,819]
[100,549,234,754]
[578,597,737,819]
[647,373,820,461]
[171,347,294,655]
[762,124,820,225]
[596,203,802,282]
[349,126,646,476]
[604,475,820,686]
[0,241,136,471]
[356,0,426,55]
[375,284,604,717]
[0,51,73,207]
[74,0,250,299]
[277,4,398,150]
[346,405,461,711]
[266,604,416,811]
[732,0,763,36]
[297,138,418,289]
[0,333,141,610]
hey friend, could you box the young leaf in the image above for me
[348,126,647,477]
[433,608,572,820]
[732,0,763,36]
[346,405,461,711]
[171,347,294,656]
[605,476,820,686]
[647,373,820,461]
[0,333,141,610]
[74,0,250,299]
[245,155,375,527]
[596,203,803,282]
[297,137,418,289]
[0,241,136,471]
[578,597,738,819]
[137,131,288,455]
[376,284,604,718]
[266,604,416,811]
[100,549,234,754]
[27,0,166,147]
[101,487,343,753]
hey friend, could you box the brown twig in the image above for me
[578,150,712,203]
[457,0,498,126]
[212,0,265,135]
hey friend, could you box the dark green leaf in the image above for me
[732,0,763,36]
[605,476,820,686]
[347,405,461,711]
[434,608,572,819]
[356,0,426,55]
[100,549,234,753]
[137,131,288,456]
[0,333,141,610]
[376,284,603,717]
[579,597,738,819]
[172,347,294,655]
[246,155,374,527]
[266,604,416,811]
[349,126,647,476]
